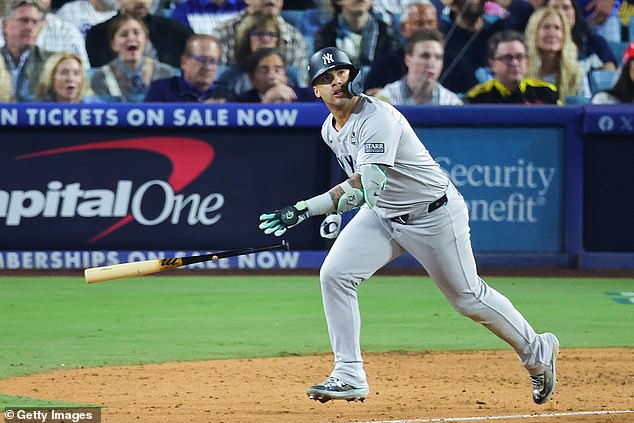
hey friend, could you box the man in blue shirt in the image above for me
[145,34,234,103]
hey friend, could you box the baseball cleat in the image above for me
[531,333,560,404]
[306,377,369,403]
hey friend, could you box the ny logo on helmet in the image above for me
[322,53,334,64]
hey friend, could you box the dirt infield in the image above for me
[1,348,633,423]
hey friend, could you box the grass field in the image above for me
[1,275,633,410]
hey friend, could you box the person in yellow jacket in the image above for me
[466,30,560,105]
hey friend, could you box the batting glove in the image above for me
[320,213,342,239]
[259,201,311,237]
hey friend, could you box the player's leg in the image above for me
[395,184,559,402]
[308,207,402,401]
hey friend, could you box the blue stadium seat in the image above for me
[588,69,616,94]
[629,16,634,42]
[474,67,494,83]
[608,41,628,61]
[281,10,304,28]
[564,95,589,105]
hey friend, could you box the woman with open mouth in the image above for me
[90,13,178,102]
[36,52,95,103]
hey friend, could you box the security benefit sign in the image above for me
[419,127,563,252]
[0,128,329,250]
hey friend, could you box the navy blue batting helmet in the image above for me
[308,47,364,96]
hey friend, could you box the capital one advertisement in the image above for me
[0,127,331,251]
[418,127,564,252]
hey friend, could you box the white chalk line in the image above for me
[352,409,634,423]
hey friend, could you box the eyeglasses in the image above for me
[187,55,222,66]
[249,31,279,39]
[493,53,527,64]
[255,65,285,75]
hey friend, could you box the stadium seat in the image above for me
[588,69,616,94]
[608,41,628,61]
[281,10,304,28]
[630,16,634,41]
[475,67,494,83]
[588,69,616,95]
[564,95,589,104]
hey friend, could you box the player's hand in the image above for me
[259,201,310,237]
[320,213,342,239]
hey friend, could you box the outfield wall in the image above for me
[0,103,632,270]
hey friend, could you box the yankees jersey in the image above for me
[321,94,449,218]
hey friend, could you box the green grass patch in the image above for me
[1,275,633,382]
[0,394,99,411]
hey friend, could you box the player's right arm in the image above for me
[258,165,387,237]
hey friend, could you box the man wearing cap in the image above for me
[1,0,53,101]
[258,46,561,405]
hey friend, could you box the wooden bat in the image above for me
[84,240,289,284]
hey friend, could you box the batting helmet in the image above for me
[308,47,364,96]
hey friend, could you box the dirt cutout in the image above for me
[1,348,633,423]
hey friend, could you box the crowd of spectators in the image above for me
[1,0,633,104]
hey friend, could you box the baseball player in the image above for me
[259,47,560,405]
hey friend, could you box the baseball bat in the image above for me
[84,240,289,284]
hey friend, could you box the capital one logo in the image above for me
[8,137,216,244]
[322,53,334,64]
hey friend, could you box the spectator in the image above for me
[171,0,246,35]
[576,0,620,43]
[235,48,316,102]
[234,11,279,68]
[55,0,117,38]
[591,41,634,103]
[36,52,95,102]
[439,0,534,94]
[215,0,309,85]
[525,6,588,99]
[466,30,560,103]
[546,0,617,71]
[145,34,234,102]
[86,0,193,68]
[376,29,463,105]
[216,12,303,94]
[365,0,439,92]
[0,0,90,68]
[1,0,52,101]
[313,0,399,70]
[530,0,620,42]
[0,54,13,101]
[90,13,178,102]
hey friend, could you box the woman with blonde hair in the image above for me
[36,52,93,103]
[525,6,589,99]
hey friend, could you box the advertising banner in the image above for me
[0,126,332,250]
[419,127,564,252]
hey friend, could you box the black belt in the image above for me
[390,194,448,224]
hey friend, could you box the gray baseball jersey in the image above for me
[321,94,448,217]
[317,94,558,391]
